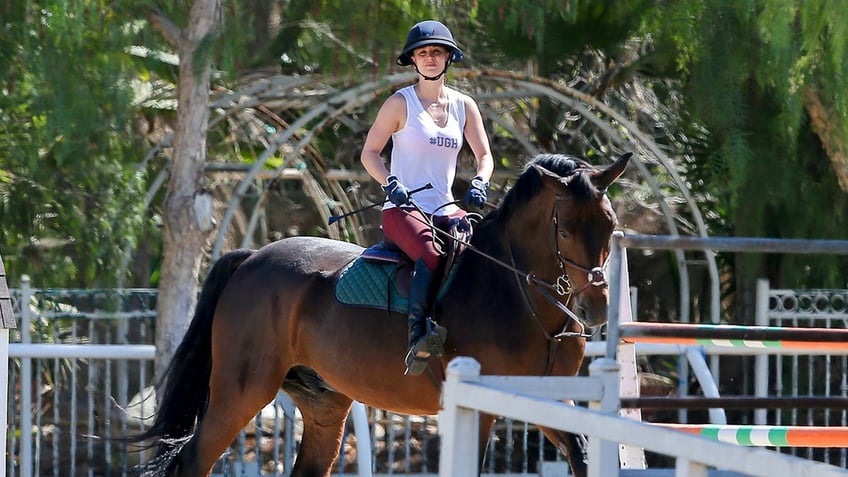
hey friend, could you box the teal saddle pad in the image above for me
[334,255,411,315]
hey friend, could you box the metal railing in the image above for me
[8,233,848,475]
[5,279,550,476]
[7,278,158,477]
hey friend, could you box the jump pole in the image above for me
[656,424,848,448]
[619,322,848,352]
[622,396,848,410]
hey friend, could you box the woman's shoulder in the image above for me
[447,87,476,106]
[447,87,480,115]
[446,86,469,99]
[382,90,408,109]
[393,84,416,98]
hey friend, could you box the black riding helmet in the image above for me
[396,20,463,80]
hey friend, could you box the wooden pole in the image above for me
[622,396,848,410]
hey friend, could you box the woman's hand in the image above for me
[383,175,411,207]
[464,176,489,207]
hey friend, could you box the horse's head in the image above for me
[513,152,630,329]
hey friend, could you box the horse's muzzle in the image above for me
[575,296,609,328]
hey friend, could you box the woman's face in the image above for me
[411,45,449,72]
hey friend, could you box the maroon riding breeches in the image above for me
[381,207,466,272]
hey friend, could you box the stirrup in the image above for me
[404,323,447,376]
[404,351,429,376]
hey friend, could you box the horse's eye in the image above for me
[559,230,569,240]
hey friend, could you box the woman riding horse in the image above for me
[360,20,494,376]
[130,152,630,477]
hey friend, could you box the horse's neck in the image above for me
[451,209,561,309]
[445,214,582,375]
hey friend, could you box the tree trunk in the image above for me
[804,87,848,193]
[152,0,220,382]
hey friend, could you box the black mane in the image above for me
[494,154,597,222]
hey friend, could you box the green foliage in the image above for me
[642,0,848,288]
[273,0,441,76]
[0,1,146,287]
[471,0,653,72]
[3,0,847,295]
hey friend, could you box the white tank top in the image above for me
[384,85,467,215]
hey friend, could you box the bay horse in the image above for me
[131,152,630,477]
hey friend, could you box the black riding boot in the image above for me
[404,259,447,376]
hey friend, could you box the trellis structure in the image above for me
[142,69,718,324]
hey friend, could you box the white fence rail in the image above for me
[439,356,848,477]
[5,281,554,476]
[7,233,848,475]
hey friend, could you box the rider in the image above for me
[360,20,494,376]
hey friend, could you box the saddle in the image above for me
[334,220,469,315]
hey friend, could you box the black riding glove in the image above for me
[464,176,489,208]
[383,175,411,207]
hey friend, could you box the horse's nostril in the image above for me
[576,299,610,327]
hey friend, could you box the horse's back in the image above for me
[210,236,361,334]
[207,237,364,379]
[243,236,363,276]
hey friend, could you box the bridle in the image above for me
[402,192,610,343]
[501,194,613,377]
[552,206,609,297]
[509,197,609,341]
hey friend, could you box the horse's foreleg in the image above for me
[539,426,589,477]
[476,413,497,474]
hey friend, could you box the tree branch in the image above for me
[146,4,184,48]
[803,87,848,193]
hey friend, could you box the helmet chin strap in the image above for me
[414,62,451,81]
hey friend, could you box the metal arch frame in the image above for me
[141,69,718,325]
[213,72,421,256]
[472,70,718,326]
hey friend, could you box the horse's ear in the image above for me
[592,152,632,191]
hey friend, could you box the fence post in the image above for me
[588,358,620,477]
[19,275,32,477]
[606,232,623,361]
[675,458,708,477]
[754,278,769,425]
[0,254,17,477]
[0,312,6,477]
[438,357,480,477]
[350,401,373,477]
[617,247,647,470]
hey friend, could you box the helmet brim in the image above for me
[396,39,463,66]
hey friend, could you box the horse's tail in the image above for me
[127,248,254,468]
